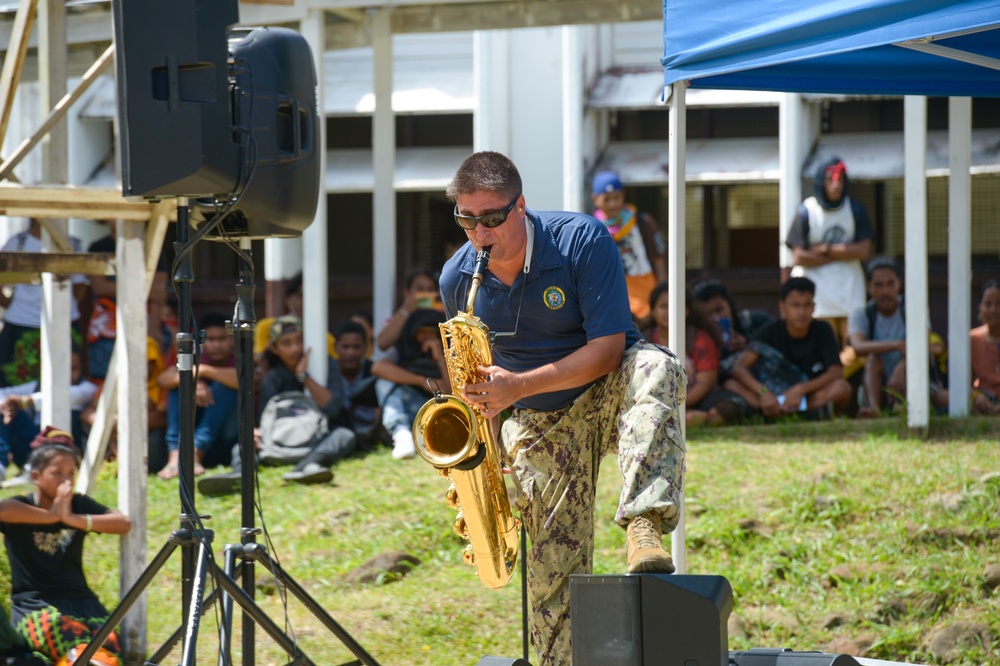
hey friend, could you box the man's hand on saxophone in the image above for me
[461,364,523,420]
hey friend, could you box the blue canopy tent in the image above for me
[658,0,1000,573]
[661,0,1000,96]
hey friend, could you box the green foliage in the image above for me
[1,418,998,665]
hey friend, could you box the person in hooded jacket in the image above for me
[785,157,874,352]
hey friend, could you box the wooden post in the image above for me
[116,218,149,663]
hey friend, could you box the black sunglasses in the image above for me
[453,193,521,230]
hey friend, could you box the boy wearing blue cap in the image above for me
[591,171,667,325]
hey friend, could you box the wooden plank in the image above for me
[0,44,113,182]
[0,251,115,280]
[0,185,177,221]
[145,202,171,274]
[78,366,115,494]
[0,0,39,147]
[36,217,72,251]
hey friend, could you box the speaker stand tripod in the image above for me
[76,201,380,666]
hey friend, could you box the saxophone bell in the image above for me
[413,396,482,470]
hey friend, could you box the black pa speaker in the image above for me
[112,0,242,199]
[729,649,861,666]
[570,574,733,666]
[190,26,320,239]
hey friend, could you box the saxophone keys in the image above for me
[445,483,460,509]
[453,512,469,539]
[463,544,476,566]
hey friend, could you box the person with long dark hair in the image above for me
[644,282,746,426]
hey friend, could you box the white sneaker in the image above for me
[391,429,416,459]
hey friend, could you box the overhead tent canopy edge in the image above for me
[661,0,1000,97]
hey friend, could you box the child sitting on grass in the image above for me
[0,442,130,665]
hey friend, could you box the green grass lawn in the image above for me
[3,416,999,665]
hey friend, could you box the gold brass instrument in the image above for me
[412,246,520,589]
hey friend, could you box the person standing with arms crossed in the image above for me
[785,157,873,357]
[438,152,686,666]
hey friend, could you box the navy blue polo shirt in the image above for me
[439,208,640,411]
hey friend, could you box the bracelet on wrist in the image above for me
[296,371,308,383]
[84,514,93,532]
[397,307,411,319]
[757,385,769,396]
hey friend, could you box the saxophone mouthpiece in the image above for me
[474,246,492,276]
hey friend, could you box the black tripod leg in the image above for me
[149,562,243,665]
[72,534,183,664]
[219,544,240,665]
[178,538,212,666]
[255,553,381,666]
[212,564,313,665]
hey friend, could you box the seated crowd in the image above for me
[638,256,989,427]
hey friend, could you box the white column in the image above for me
[301,9,328,383]
[508,28,564,210]
[904,96,929,429]
[561,26,583,212]
[948,97,972,417]
[371,8,395,342]
[472,30,511,154]
[779,93,807,269]
[667,82,686,574]
[115,219,148,661]
[263,237,303,282]
[38,0,70,431]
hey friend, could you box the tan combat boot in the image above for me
[626,514,675,574]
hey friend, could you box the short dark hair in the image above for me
[980,279,1000,303]
[692,278,739,313]
[780,276,815,301]
[649,281,669,310]
[446,151,522,202]
[866,256,900,281]
[405,268,437,291]
[199,311,228,331]
[29,443,81,472]
[333,320,366,340]
[285,272,303,298]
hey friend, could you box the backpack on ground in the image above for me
[258,391,329,465]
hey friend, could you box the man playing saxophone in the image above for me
[439,151,686,666]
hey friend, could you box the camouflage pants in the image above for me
[501,340,686,666]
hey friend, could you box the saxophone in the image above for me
[412,246,521,589]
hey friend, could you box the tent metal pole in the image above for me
[947,97,972,417]
[903,96,930,430]
[667,81,686,574]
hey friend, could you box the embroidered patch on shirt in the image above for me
[543,286,566,310]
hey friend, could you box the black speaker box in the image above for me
[570,574,733,666]
[191,26,320,239]
[729,649,861,666]
[112,0,242,199]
